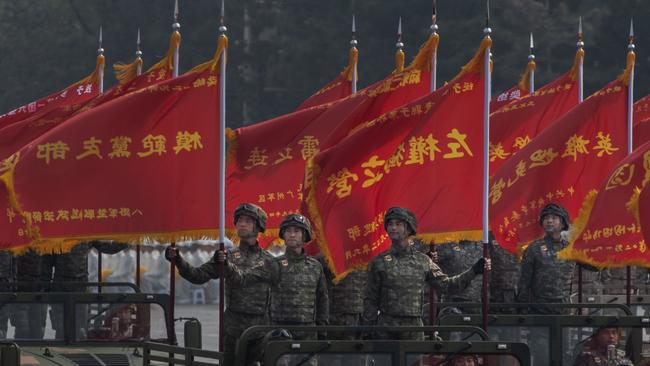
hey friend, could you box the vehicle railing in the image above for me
[12,281,142,293]
[0,292,173,346]
[434,302,633,316]
[438,313,650,366]
[143,341,223,366]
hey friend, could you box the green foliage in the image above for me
[0,0,647,128]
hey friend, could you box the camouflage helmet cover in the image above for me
[279,214,313,242]
[234,203,268,233]
[384,207,417,235]
[539,203,570,231]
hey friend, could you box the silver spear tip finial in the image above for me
[577,16,584,48]
[97,26,104,55]
[628,18,635,50]
[629,18,634,39]
[219,0,227,33]
[483,0,491,36]
[396,17,404,49]
[172,0,180,30]
[528,32,535,61]
[430,0,438,33]
[136,28,142,57]
[350,14,357,46]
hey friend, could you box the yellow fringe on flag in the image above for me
[626,186,642,226]
[557,189,598,261]
[517,60,536,92]
[569,48,585,81]
[145,30,181,75]
[188,34,228,75]
[418,230,483,244]
[394,49,405,74]
[113,57,143,85]
[7,228,238,256]
[618,50,636,86]
[407,33,440,72]
[342,47,359,82]
[0,167,40,252]
[450,37,492,84]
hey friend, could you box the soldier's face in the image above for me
[596,328,619,348]
[542,214,563,234]
[236,215,259,239]
[386,219,409,245]
[283,226,305,249]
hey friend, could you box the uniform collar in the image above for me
[239,241,261,253]
[285,248,306,260]
[543,235,566,248]
[390,243,412,257]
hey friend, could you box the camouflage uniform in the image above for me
[516,235,574,314]
[489,240,520,313]
[227,248,329,339]
[436,241,484,314]
[317,254,367,340]
[0,250,14,338]
[13,249,50,339]
[363,243,477,340]
[573,346,633,366]
[597,267,650,295]
[176,242,272,359]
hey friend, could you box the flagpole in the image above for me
[218,0,228,353]
[98,26,104,94]
[351,15,358,94]
[528,32,535,93]
[168,0,181,348]
[576,17,585,307]
[626,19,635,306]
[481,1,492,333]
[135,28,143,288]
[430,0,438,92]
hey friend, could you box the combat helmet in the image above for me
[383,207,417,235]
[279,214,312,242]
[539,203,570,231]
[234,203,268,233]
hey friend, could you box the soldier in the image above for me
[0,250,14,338]
[13,249,50,339]
[573,327,633,366]
[165,203,272,365]
[219,214,329,340]
[362,207,489,340]
[46,240,128,339]
[489,235,520,314]
[517,203,594,314]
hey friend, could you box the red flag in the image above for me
[640,178,650,248]
[227,35,438,244]
[489,73,629,254]
[634,94,650,147]
[303,38,489,278]
[489,51,582,174]
[0,39,227,253]
[490,58,535,113]
[0,55,104,128]
[296,47,358,110]
[558,140,650,267]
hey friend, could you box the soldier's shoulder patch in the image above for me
[257,260,265,266]
[233,252,242,259]
[384,255,392,262]
[281,259,289,266]
[540,245,547,252]
[453,245,461,251]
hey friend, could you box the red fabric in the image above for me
[490,71,579,174]
[490,79,628,254]
[1,63,221,249]
[640,177,650,249]
[562,140,650,266]
[491,85,526,113]
[304,69,484,277]
[0,76,99,128]
[297,73,352,110]
[634,94,650,148]
[228,67,432,243]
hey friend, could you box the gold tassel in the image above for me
[113,57,143,85]
[341,47,359,82]
[569,48,585,81]
[225,127,237,167]
[618,50,636,85]
[517,60,536,92]
[449,37,492,84]
[145,30,181,75]
[557,189,599,260]
[394,49,405,74]
[407,33,440,72]
[189,34,228,75]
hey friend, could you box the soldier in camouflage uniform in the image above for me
[489,236,520,314]
[362,207,489,340]
[45,240,128,339]
[317,253,367,341]
[220,214,329,339]
[166,203,272,365]
[0,250,14,338]
[13,249,50,339]
[573,327,633,366]
[517,203,594,314]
